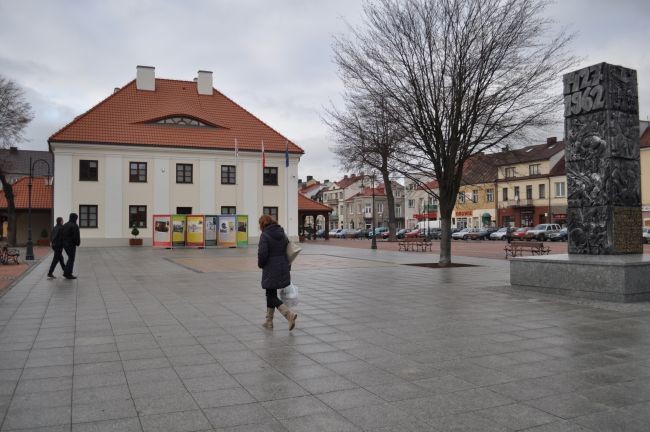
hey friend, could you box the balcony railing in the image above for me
[499,198,533,208]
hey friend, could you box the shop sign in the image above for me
[455,210,472,217]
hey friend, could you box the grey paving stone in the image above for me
[295,375,357,394]
[525,392,610,419]
[476,402,560,430]
[73,384,131,404]
[316,388,385,410]
[3,405,71,429]
[203,402,275,429]
[139,410,212,432]
[128,379,187,399]
[72,417,142,432]
[262,395,332,419]
[279,411,361,432]
[183,374,240,393]
[133,392,198,416]
[15,376,72,394]
[73,372,126,390]
[72,398,137,423]
[22,365,73,380]
[192,387,255,409]
[9,389,71,410]
[339,402,417,430]
[74,361,123,376]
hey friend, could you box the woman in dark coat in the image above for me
[258,214,297,330]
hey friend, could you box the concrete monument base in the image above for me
[510,254,650,302]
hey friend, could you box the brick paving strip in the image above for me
[0,243,650,431]
[0,246,51,296]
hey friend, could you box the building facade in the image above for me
[49,66,303,245]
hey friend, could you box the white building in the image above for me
[49,66,303,245]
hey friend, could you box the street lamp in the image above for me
[364,174,377,250]
[26,157,51,261]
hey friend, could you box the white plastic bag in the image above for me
[280,283,299,307]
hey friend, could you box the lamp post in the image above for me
[26,157,51,261]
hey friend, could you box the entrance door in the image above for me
[176,207,192,215]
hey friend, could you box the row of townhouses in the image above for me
[303,124,650,232]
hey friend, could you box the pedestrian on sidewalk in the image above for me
[257,214,297,331]
[506,225,513,244]
[62,213,80,280]
[47,217,65,279]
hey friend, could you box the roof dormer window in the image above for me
[150,116,214,128]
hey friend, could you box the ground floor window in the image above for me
[521,211,534,227]
[503,216,515,227]
[456,217,468,229]
[221,206,236,215]
[79,205,98,228]
[176,207,192,214]
[129,205,147,228]
[263,207,278,220]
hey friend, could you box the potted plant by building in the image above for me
[130,226,143,246]
[37,228,50,246]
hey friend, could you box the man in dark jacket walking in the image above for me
[47,217,66,279]
[62,213,81,280]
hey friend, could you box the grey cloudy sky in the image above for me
[1,0,649,183]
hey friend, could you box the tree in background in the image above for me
[333,0,575,265]
[325,95,404,239]
[0,76,34,245]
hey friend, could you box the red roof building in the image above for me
[49,66,302,245]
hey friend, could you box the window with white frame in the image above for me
[554,181,566,197]
[472,189,478,203]
[539,184,546,199]
[486,188,494,202]
[364,203,372,215]
[408,199,415,208]
[378,203,384,213]
[349,205,353,215]
[458,192,465,203]
[395,204,402,217]
[529,164,540,175]
[505,167,515,178]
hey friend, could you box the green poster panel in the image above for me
[236,215,248,247]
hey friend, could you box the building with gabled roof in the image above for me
[49,66,303,245]
[0,177,53,244]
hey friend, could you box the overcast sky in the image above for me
[1,0,649,183]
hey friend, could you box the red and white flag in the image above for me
[261,140,266,168]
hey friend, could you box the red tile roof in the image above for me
[641,128,650,149]
[298,194,332,212]
[49,79,304,155]
[345,187,386,201]
[335,174,364,189]
[549,156,566,176]
[0,177,52,209]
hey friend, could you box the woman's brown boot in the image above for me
[277,305,297,331]
[262,308,274,329]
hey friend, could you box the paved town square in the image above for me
[0,245,649,431]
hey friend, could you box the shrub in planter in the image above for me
[129,226,143,246]
[37,228,50,246]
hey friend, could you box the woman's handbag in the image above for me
[286,240,302,265]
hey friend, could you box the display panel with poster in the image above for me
[217,215,237,248]
[236,215,248,247]
[204,215,219,247]
[171,215,186,247]
[186,215,205,247]
[152,215,172,248]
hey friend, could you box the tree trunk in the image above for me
[437,171,460,266]
[380,169,397,241]
[0,175,16,246]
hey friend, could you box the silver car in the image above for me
[643,228,650,244]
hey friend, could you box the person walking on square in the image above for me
[257,214,297,331]
[62,213,80,280]
[506,225,513,244]
[47,217,66,279]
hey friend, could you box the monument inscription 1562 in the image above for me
[564,62,642,254]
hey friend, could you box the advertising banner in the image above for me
[204,215,219,247]
[186,215,205,247]
[152,214,172,248]
[218,215,237,248]
[236,215,248,247]
[171,215,186,247]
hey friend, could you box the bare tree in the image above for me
[0,76,34,245]
[325,95,404,239]
[333,0,575,265]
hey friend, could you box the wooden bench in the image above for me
[398,237,432,252]
[0,247,20,265]
[504,241,550,259]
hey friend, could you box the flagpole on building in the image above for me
[235,138,239,212]
[285,140,289,236]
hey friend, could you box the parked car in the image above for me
[643,228,650,244]
[427,228,442,240]
[328,228,342,237]
[346,228,363,238]
[358,228,372,238]
[405,228,422,238]
[525,223,562,241]
[368,227,389,238]
[467,228,491,240]
[512,227,531,240]
[337,229,353,238]
[316,228,326,238]
[489,227,509,240]
[381,231,391,239]
[548,227,568,242]
[451,228,469,240]
[396,228,409,239]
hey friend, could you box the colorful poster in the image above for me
[152,215,172,248]
[218,215,237,248]
[236,215,248,247]
[186,215,205,247]
[204,215,219,247]
[172,215,186,247]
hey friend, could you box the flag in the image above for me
[234,138,239,159]
[285,140,289,168]
[261,140,266,168]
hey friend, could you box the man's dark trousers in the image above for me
[64,246,76,276]
[48,247,65,275]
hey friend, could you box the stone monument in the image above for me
[510,63,650,302]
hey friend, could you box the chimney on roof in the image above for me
[344,175,348,179]
[9,146,18,153]
[197,70,213,95]
[136,65,155,91]
[307,175,313,182]
[113,87,120,93]
[547,137,557,145]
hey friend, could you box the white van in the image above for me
[415,220,441,237]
